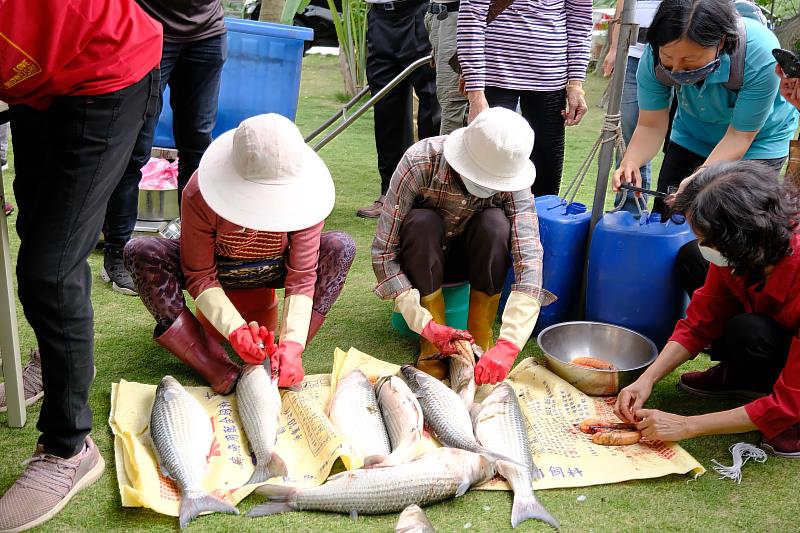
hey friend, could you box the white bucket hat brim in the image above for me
[198,128,335,232]
[442,121,536,192]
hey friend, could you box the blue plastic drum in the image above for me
[586,212,695,349]
[153,19,314,148]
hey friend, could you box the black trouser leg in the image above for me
[10,71,158,458]
[653,142,705,215]
[463,208,511,295]
[676,240,709,298]
[520,89,566,197]
[366,2,437,195]
[721,314,792,391]
[485,87,566,197]
[398,208,445,296]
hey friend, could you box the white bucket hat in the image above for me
[443,107,536,192]
[197,113,335,232]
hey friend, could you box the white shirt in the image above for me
[629,0,662,59]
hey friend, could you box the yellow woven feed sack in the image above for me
[109,348,704,518]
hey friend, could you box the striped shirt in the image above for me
[457,0,593,92]
[371,136,555,304]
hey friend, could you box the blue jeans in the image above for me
[102,34,227,251]
[615,56,651,214]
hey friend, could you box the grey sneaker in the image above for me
[0,348,43,413]
[0,436,105,532]
[100,247,137,296]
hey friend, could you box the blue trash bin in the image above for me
[153,19,314,149]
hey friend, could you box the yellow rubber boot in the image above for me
[416,288,449,380]
[467,290,501,352]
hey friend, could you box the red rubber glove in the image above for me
[228,323,267,364]
[474,339,520,385]
[272,340,304,388]
[420,321,474,355]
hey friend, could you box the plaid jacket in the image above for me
[371,136,555,305]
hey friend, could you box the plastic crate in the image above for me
[153,19,313,149]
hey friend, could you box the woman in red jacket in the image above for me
[615,160,800,457]
[124,114,355,393]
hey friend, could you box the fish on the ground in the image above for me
[473,382,560,530]
[249,448,495,516]
[449,341,478,409]
[150,376,239,529]
[365,376,425,468]
[400,365,514,464]
[395,504,435,532]
[236,364,287,485]
[329,368,392,461]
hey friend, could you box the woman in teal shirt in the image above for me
[612,0,798,215]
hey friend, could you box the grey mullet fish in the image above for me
[150,376,239,529]
[400,365,516,464]
[236,364,287,485]
[473,382,560,529]
[395,504,435,532]
[365,376,424,468]
[329,369,391,462]
[249,447,494,516]
[449,344,480,409]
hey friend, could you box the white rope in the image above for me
[710,442,768,484]
[561,113,626,207]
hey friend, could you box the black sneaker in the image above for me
[100,247,137,296]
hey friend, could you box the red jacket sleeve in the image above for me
[284,222,323,299]
[669,265,743,355]
[180,174,222,299]
[745,335,800,437]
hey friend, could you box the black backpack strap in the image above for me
[724,19,747,92]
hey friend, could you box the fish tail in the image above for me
[511,494,560,530]
[245,452,289,485]
[255,483,296,501]
[248,502,295,517]
[478,447,526,470]
[179,491,239,529]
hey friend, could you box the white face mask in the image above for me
[462,176,498,198]
[699,245,729,267]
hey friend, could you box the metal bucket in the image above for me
[138,189,179,222]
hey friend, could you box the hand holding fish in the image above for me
[474,339,519,385]
[229,322,268,364]
[420,321,474,356]
[272,340,305,387]
[614,377,653,424]
[635,408,693,441]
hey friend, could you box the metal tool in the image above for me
[619,183,668,199]
[587,423,638,431]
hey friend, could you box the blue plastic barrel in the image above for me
[498,196,592,338]
[391,283,470,338]
[585,211,695,349]
[153,19,314,149]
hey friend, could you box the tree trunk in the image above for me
[775,14,800,51]
[258,0,285,23]
[338,51,358,97]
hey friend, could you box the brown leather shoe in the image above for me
[356,195,385,218]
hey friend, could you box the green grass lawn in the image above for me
[1,55,797,532]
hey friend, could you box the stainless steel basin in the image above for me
[536,321,658,396]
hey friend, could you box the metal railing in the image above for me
[305,55,433,151]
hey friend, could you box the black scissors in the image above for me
[619,183,668,198]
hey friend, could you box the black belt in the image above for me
[429,1,460,15]
[372,0,426,12]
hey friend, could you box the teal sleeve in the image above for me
[731,32,780,132]
[636,46,672,111]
